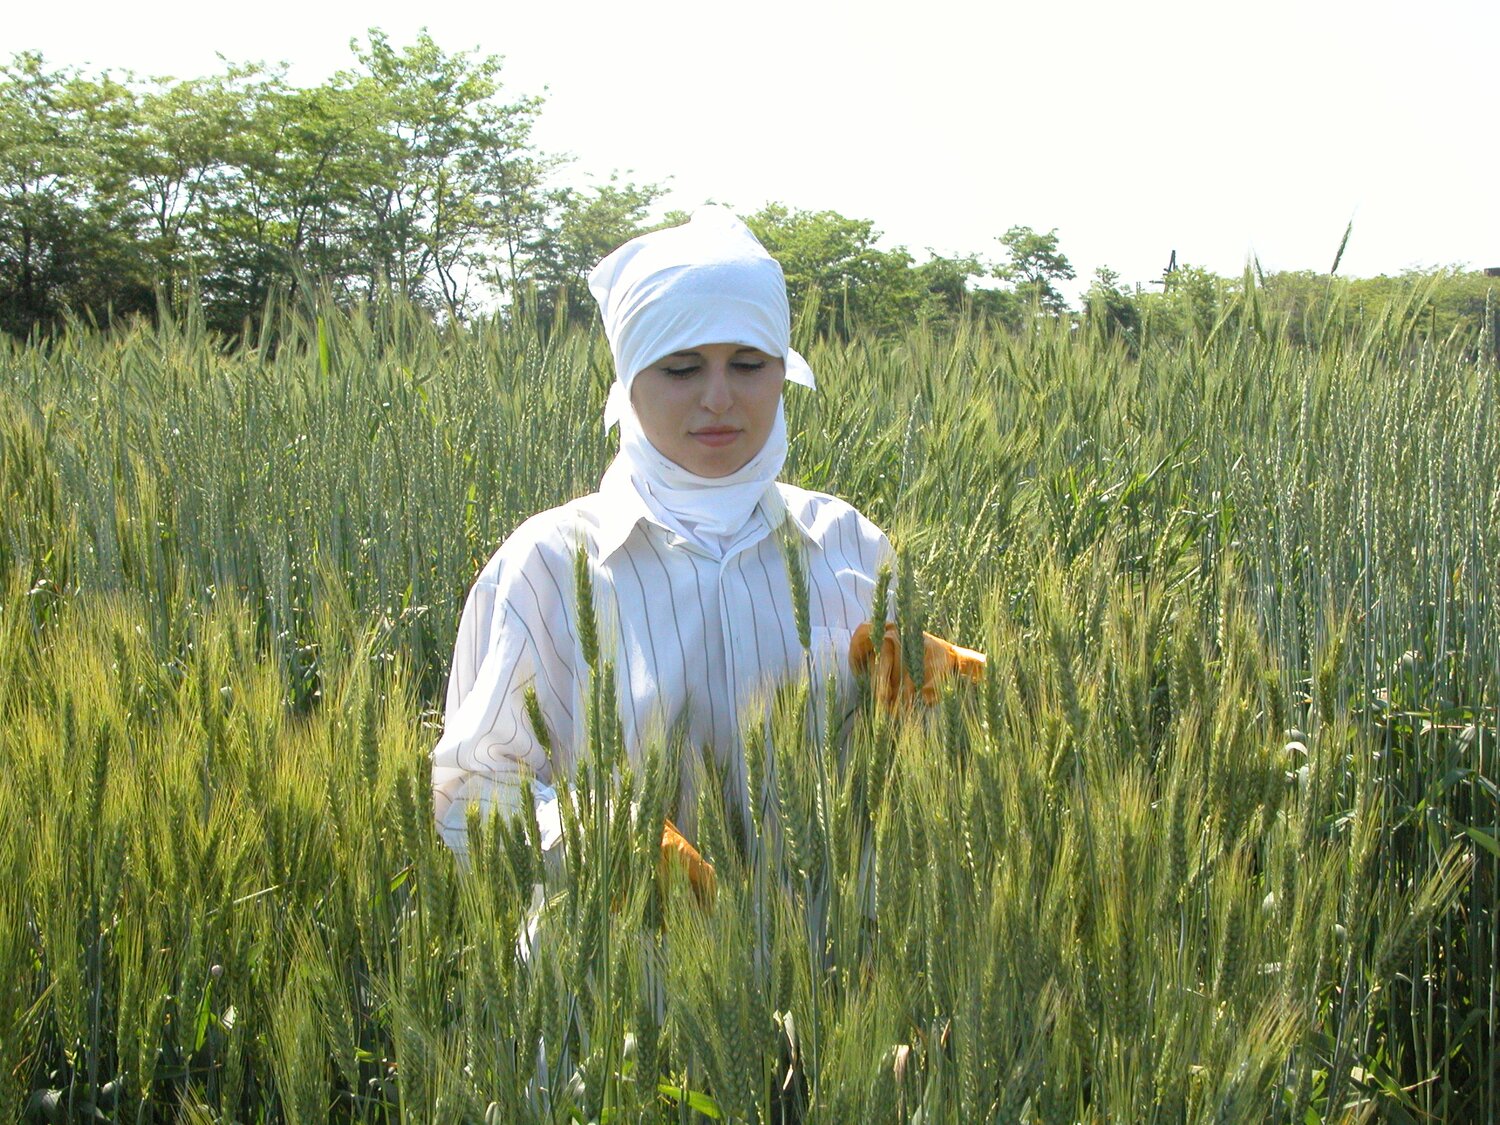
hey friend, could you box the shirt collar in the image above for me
[757,485,818,546]
[592,462,657,562]
[592,470,816,564]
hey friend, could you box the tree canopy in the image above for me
[996,225,1076,314]
[0,35,1022,340]
[0,35,650,335]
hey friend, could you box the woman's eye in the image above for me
[731,360,767,372]
[662,364,700,378]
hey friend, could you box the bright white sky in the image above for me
[7,0,1498,300]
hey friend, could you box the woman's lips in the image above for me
[691,428,741,447]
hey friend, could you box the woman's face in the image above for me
[630,343,787,477]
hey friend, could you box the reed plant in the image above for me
[0,286,1493,1121]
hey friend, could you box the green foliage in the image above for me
[340,29,551,313]
[1118,261,1500,361]
[0,52,154,335]
[995,224,1076,314]
[3,35,1030,343]
[1,300,1497,1121]
[526,177,668,326]
[1135,261,1235,343]
[744,204,997,337]
[1084,265,1141,345]
[744,203,920,337]
[1258,267,1500,359]
[0,33,658,337]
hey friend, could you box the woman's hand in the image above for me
[849,622,986,708]
[660,819,716,906]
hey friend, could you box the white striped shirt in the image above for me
[430,472,892,859]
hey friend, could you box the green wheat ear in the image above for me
[779,518,811,652]
[523,684,553,758]
[895,548,926,691]
[870,561,892,641]
[574,533,600,670]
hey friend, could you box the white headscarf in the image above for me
[588,208,816,554]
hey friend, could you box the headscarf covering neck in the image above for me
[602,399,790,557]
[587,208,815,556]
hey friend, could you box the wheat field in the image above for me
[0,289,1495,1122]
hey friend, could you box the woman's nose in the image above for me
[700,364,734,413]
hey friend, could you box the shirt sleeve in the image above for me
[430,532,579,862]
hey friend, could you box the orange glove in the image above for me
[849,622,986,708]
[660,819,716,907]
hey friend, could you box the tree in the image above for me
[526,177,666,324]
[195,71,409,328]
[1155,263,1229,341]
[1084,265,1141,345]
[130,72,240,279]
[339,29,552,314]
[0,52,151,334]
[912,252,1005,322]
[744,204,920,336]
[995,225,1075,314]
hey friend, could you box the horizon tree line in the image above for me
[3,31,1497,354]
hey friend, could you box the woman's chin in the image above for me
[668,434,755,477]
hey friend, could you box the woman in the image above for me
[431,208,982,883]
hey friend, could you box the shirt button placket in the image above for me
[717,551,751,825]
[717,554,740,740]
